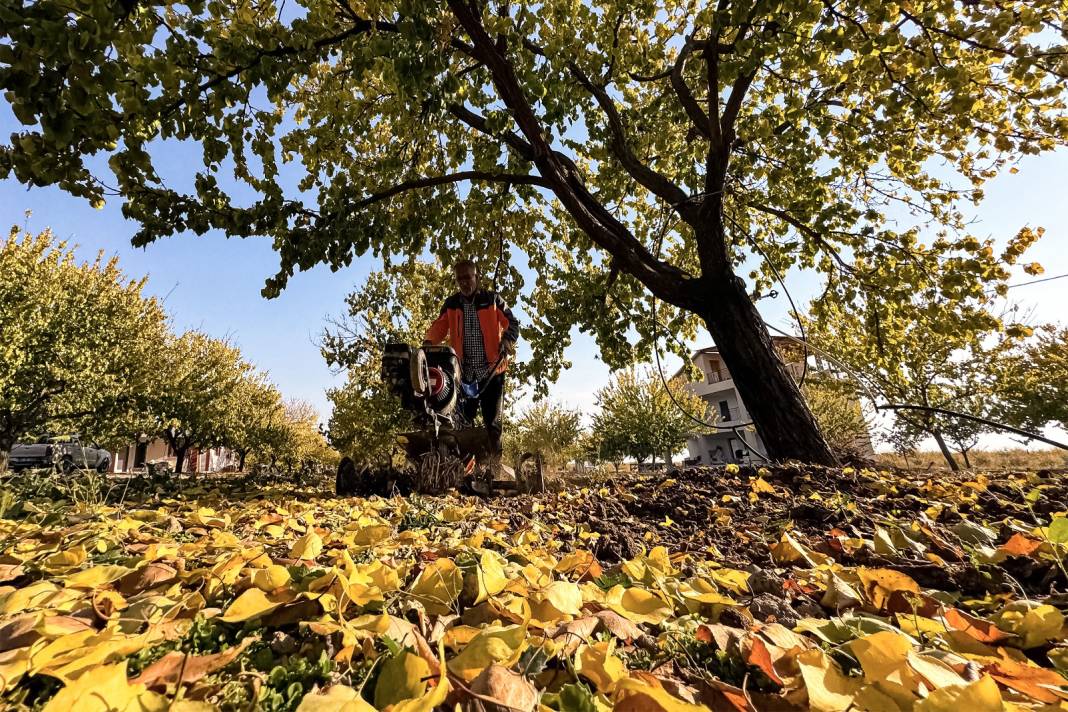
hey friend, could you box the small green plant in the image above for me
[248,648,334,712]
[592,570,631,591]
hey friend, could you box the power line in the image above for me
[989,272,1068,292]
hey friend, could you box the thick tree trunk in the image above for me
[960,448,972,469]
[931,430,960,471]
[238,450,247,472]
[698,276,837,466]
[174,446,187,475]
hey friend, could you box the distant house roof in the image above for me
[672,335,805,381]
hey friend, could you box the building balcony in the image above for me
[687,378,736,397]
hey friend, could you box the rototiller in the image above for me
[335,343,543,496]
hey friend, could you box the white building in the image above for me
[111,439,238,474]
[677,337,867,465]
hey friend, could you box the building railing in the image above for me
[705,366,734,384]
[715,405,745,422]
[704,360,807,385]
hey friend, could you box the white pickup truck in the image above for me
[9,435,111,473]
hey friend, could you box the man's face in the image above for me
[455,266,478,297]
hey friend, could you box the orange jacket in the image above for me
[424,290,519,376]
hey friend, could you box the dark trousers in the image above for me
[462,373,505,457]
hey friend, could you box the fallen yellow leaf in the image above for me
[914,674,1003,711]
[374,649,430,708]
[296,684,375,712]
[289,531,324,560]
[220,587,291,623]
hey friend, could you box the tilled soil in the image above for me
[489,464,1068,599]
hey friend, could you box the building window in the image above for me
[718,400,731,420]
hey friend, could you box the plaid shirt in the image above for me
[461,298,491,383]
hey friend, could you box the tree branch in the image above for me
[567,64,695,219]
[158,20,392,119]
[899,9,1068,79]
[445,0,699,311]
[355,171,551,209]
[721,68,757,150]
[671,40,714,140]
[446,103,537,161]
[745,201,857,275]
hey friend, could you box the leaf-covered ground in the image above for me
[0,465,1067,711]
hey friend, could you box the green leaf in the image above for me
[1048,517,1068,545]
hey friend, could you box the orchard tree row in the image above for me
[0,224,335,474]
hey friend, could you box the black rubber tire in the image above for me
[336,456,357,496]
[59,457,75,475]
[96,459,110,474]
[410,348,429,395]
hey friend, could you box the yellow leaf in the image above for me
[907,651,966,689]
[468,551,509,605]
[708,568,750,596]
[679,578,738,609]
[796,648,861,712]
[42,661,165,712]
[351,519,391,545]
[855,568,920,612]
[607,586,673,625]
[575,641,626,693]
[441,505,474,522]
[410,558,463,615]
[535,580,583,620]
[751,477,776,494]
[848,631,912,682]
[190,507,228,528]
[391,640,450,712]
[374,650,430,708]
[220,588,291,623]
[0,647,31,694]
[356,560,402,592]
[63,564,133,590]
[447,625,526,681]
[296,685,375,712]
[914,675,1003,711]
[895,613,947,639]
[820,572,863,610]
[555,550,602,579]
[770,532,832,567]
[613,677,710,711]
[289,531,324,560]
[992,601,1064,648]
[251,565,292,592]
[42,545,87,572]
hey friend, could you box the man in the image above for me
[423,259,519,459]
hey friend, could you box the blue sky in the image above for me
[2,96,1066,449]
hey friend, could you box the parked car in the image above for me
[9,435,111,474]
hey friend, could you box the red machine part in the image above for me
[428,367,446,397]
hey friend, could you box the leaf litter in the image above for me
[0,464,1066,710]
